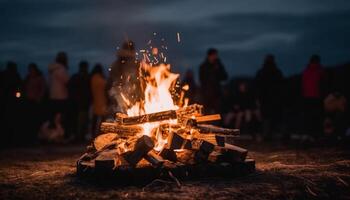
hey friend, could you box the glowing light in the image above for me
[15,91,21,98]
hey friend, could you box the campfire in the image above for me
[77,55,255,185]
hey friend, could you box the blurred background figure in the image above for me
[90,63,107,137]
[69,61,91,142]
[0,61,22,146]
[323,92,347,137]
[181,69,198,104]
[38,113,64,143]
[224,82,261,134]
[23,63,46,142]
[48,52,70,140]
[302,55,324,138]
[255,54,284,139]
[107,40,141,115]
[199,48,228,114]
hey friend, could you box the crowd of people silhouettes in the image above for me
[0,42,349,147]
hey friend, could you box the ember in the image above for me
[77,41,255,185]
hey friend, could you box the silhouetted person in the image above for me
[48,52,70,139]
[23,63,47,142]
[199,48,228,114]
[255,54,284,138]
[25,63,46,103]
[302,55,324,137]
[69,61,91,142]
[107,40,141,114]
[90,64,107,137]
[181,69,198,104]
[0,61,22,146]
[224,82,261,132]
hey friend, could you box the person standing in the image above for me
[48,52,70,138]
[107,40,141,115]
[24,63,46,142]
[69,61,91,142]
[90,64,107,137]
[255,54,284,138]
[199,48,228,114]
[302,55,324,137]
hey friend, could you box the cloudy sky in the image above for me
[1,0,350,78]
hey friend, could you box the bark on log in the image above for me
[93,133,118,151]
[196,124,240,136]
[123,135,154,166]
[115,104,203,125]
[144,150,164,167]
[100,122,143,136]
[216,143,248,163]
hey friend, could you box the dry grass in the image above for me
[0,142,349,200]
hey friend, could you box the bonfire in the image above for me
[77,45,255,185]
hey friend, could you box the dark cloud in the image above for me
[0,0,349,78]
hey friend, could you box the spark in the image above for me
[177,32,181,43]
[164,57,167,63]
[140,49,146,53]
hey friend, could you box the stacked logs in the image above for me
[77,104,254,184]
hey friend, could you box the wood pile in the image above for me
[77,104,255,185]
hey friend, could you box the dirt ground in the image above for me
[0,141,350,200]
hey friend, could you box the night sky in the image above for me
[1,0,350,79]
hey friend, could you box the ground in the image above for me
[0,141,350,200]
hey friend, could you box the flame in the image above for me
[123,61,180,151]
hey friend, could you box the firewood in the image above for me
[144,150,164,167]
[95,149,118,172]
[194,140,215,163]
[159,148,177,162]
[195,114,221,123]
[115,104,203,125]
[176,104,203,117]
[116,110,177,125]
[93,133,118,151]
[175,149,195,164]
[196,124,240,136]
[216,143,248,163]
[123,135,154,166]
[100,122,142,136]
[168,131,186,150]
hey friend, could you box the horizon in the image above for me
[1,0,350,79]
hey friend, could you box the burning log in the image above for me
[194,114,221,123]
[194,140,215,162]
[93,133,118,151]
[115,104,203,126]
[117,110,177,125]
[167,131,186,150]
[123,135,154,166]
[144,150,164,167]
[159,148,177,162]
[100,122,143,137]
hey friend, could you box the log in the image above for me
[196,124,240,136]
[168,131,186,150]
[100,122,143,137]
[195,114,221,123]
[144,150,164,167]
[93,133,118,151]
[95,149,118,172]
[194,140,215,163]
[115,104,203,125]
[159,148,177,162]
[116,110,177,125]
[123,135,154,166]
[216,143,248,163]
